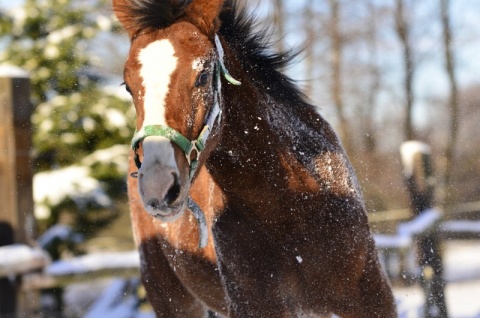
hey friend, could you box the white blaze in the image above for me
[137,40,179,181]
[138,39,178,129]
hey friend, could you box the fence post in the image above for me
[0,67,35,244]
[0,66,35,316]
[400,141,448,318]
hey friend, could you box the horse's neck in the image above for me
[217,54,339,169]
[207,54,364,221]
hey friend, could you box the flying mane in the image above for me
[114,0,191,35]
[218,1,310,108]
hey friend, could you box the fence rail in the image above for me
[374,206,480,284]
[22,251,140,290]
[370,200,480,224]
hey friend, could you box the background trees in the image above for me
[265,0,480,211]
[0,0,133,171]
[1,0,479,216]
[439,0,460,207]
[0,0,133,230]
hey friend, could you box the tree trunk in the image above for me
[363,0,380,153]
[273,0,286,53]
[328,0,351,153]
[394,0,415,141]
[440,0,459,208]
[303,2,315,98]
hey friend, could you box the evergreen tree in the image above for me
[0,0,134,171]
[0,0,134,236]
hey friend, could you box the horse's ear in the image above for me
[185,0,224,38]
[112,0,138,40]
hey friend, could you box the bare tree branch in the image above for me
[363,0,381,153]
[328,0,351,152]
[303,1,315,98]
[394,0,415,141]
[440,0,459,207]
[272,0,286,53]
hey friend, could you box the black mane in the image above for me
[125,0,191,32]
[219,0,310,108]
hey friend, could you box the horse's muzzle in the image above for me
[137,136,188,221]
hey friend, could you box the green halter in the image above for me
[131,116,214,179]
[131,34,240,179]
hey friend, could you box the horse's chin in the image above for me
[144,201,186,222]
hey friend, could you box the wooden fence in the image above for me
[373,141,480,318]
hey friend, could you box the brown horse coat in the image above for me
[113,0,397,317]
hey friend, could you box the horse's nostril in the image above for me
[164,173,181,205]
[147,198,161,210]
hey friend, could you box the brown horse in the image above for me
[113,0,396,317]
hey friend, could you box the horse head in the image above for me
[113,0,235,221]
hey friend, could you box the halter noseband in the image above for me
[131,35,240,180]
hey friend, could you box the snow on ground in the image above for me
[395,279,480,318]
[444,241,480,283]
[394,240,480,318]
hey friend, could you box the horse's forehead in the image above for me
[130,24,212,64]
[125,25,214,129]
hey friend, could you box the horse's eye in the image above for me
[123,82,132,95]
[196,72,209,87]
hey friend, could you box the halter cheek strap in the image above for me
[214,34,241,86]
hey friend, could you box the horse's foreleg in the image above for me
[138,237,210,318]
[213,208,294,318]
[358,239,397,317]
[338,238,397,318]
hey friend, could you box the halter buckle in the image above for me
[185,140,201,166]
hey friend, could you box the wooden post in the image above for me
[0,67,35,316]
[400,141,448,318]
[0,67,35,244]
